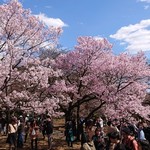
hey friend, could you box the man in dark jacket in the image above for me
[45,116,53,150]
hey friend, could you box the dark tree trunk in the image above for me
[76,101,80,141]
[64,109,72,123]
[6,108,11,135]
[84,101,106,122]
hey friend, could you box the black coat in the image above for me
[45,121,53,134]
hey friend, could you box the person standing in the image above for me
[122,127,139,150]
[17,118,25,149]
[41,119,47,140]
[24,121,30,143]
[0,115,6,135]
[45,116,53,150]
[29,120,39,150]
[81,120,96,150]
[137,122,147,141]
[92,127,105,150]
[6,118,18,150]
[65,120,74,147]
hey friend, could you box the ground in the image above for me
[0,118,81,150]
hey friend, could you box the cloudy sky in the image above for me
[1,0,150,56]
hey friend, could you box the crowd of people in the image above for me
[64,117,150,150]
[0,114,53,150]
[0,114,150,150]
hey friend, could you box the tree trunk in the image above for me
[64,109,72,123]
[84,101,106,122]
[6,108,10,135]
[76,101,80,141]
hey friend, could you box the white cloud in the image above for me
[35,13,68,28]
[139,0,150,3]
[110,19,150,52]
[120,42,126,45]
[93,36,103,41]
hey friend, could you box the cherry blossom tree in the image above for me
[53,36,112,119]
[93,52,150,120]
[53,36,150,138]
[0,0,62,116]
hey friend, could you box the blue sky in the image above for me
[1,0,150,56]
